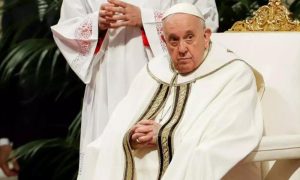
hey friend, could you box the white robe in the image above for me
[80,42,264,180]
[50,0,219,171]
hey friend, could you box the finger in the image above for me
[138,119,155,125]
[99,17,111,26]
[138,133,153,142]
[110,21,129,28]
[105,6,125,14]
[131,132,145,141]
[100,3,114,10]
[130,124,140,133]
[133,133,152,144]
[104,16,117,23]
[108,0,127,8]
[132,120,155,132]
[111,14,128,21]
[105,11,115,17]
[100,10,114,17]
[135,125,153,133]
[99,16,107,23]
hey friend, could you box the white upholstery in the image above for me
[245,135,300,162]
[211,32,300,179]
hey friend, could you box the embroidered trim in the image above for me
[75,18,93,56]
[154,11,167,52]
[147,58,254,86]
[142,84,170,120]
[123,131,135,180]
[122,84,170,180]
[157,83,191,179]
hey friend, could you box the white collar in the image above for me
[147,42,239,85]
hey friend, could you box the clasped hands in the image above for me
[99,0,142,31]
[129,119,160,150]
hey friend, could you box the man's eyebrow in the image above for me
[168,34,178,39]
[185,30,194,35]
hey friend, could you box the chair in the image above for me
[211,0,300,179]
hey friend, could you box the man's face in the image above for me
[162,14,211,75]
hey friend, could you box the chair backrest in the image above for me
[212,1,300,179]
[211,32,300,136]
[213,0,300,136]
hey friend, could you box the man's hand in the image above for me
[0,145,19,177]
[99,3,116,31]
[130,119,160,150]
[105,0,142,28]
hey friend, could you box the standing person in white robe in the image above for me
[80,3,264,180]
[51,0,218,171]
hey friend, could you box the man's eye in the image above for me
[169,39,178,46]
[170,41,178,46]
[187,35,193,39]
[185,35,194,44]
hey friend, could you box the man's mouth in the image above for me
[177,57,192,62]
[177,58,192,64]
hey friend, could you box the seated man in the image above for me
[79,3,263,180]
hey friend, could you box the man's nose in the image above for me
[178,41,187,54]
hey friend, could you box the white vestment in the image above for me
[79,42,264,180]
[51,0,219,170]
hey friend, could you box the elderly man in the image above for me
[79,3,263,180]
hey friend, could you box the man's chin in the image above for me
[176,67,192,75]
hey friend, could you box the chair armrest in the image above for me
[243,135,300,162]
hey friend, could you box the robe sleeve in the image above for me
[140,8,166,57]
[162,63,263,180]
[51,0,100,84]
[141,0,218,57]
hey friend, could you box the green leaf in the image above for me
[50,49,61,81]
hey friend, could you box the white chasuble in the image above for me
[79,42,264,180]
[51,0,219,173]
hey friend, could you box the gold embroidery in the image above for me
[123,131,135,180]
[144,85,170,120]
[122,84,170,180]
[157,84,191,179]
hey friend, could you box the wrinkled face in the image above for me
[162,13,211,75]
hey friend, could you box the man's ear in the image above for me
[203,28,212,49]
[161,35,166,43]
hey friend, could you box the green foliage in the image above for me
[12,113,80,160]
[0,38,80,100]
[12,113,80,180]
[0,0,82,179]
[290,0,300,19]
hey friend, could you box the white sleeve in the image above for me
[141,8,167,57]
[51,0,100,84]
